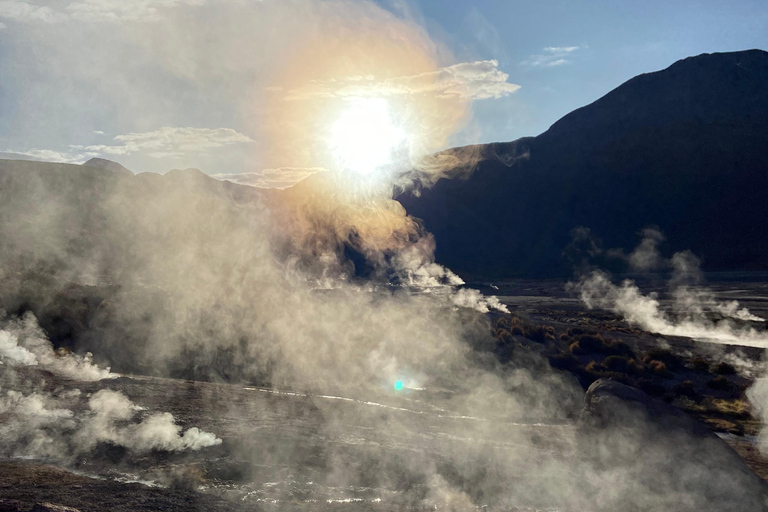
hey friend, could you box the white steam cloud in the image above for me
[574,271,768,347]
[79,389,222,453]
[0,311,115,381]
[0,312,221,460]
[571,229,767,347]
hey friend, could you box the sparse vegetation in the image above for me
[691,357,711,372]
[646,359,672,378]
[581,361,631,386]
[494,315,555,343]
[567,333,633,358]
[642,349,684,372]
[713,362,737,375]
[673,380,700,401]
[602,355,644,376]
[707,375,733,391]
[489,308,758,442]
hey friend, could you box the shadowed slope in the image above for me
[397,50,768,278]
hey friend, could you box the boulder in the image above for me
[578,378,768,511]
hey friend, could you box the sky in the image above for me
[0,0,766,188]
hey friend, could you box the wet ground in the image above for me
[1,367,577,511]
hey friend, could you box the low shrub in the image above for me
[642,349,683,372]
[707,375,733,391]
[713,362,736,375]
[603,355,644,376]
[560,327,589,340]
[646,360,671,378]
[493,328,514,345]
[672,380,700,401]
[493,315,555,344]
[568,334,633,357]
[691,357,710,372]
[580,361,632,386]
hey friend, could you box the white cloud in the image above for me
[0,0,66,24]
[72,126,252,158]
[543,46,579,54]
[66,0,206,23]
[285,60,520,102]
[4,127,251,164]
[522,45,583,68]
[0,148,85,163]
[93,130,105,135]
[0,0,219,25]
[0,0,220,25]
[212,167,326,189]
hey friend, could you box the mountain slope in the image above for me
[397,50,768,277]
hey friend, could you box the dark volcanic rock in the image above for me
[397,50,768,277]
[0,500,30,512]
[578,379,768,511]
[0,462,242,512]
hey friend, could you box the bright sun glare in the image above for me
[330,98,405,176]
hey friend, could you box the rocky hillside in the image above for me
[397,50,768,277]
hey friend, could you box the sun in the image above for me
[330,98,405,176]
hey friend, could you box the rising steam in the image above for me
[1,1,767,510]
[571,229,768,347]
[0,313,221,460]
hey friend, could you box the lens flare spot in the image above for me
[331,98,405,175]
[394,380,404,391]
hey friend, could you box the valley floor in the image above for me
[3,275,768,511]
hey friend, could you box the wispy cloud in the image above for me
[0,0,66,24]
[66,0,206,23]
[71,127,252,158]
[212,167,326,189]
[0,0,219,25]
[0,148,83,163]
[3,126,252,164]
[285,60,520,102]
[522,45,583,68]
[543,46,580,54]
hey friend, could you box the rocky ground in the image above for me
[481,276,768,479]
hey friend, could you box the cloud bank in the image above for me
[212,167,326,189]
[285,60,520,102]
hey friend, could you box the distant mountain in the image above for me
[0,158,267,373]
[397,50,768,277]
[82,157,133,175]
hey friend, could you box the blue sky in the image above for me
[418,0,768,141]
[0,0,766,186]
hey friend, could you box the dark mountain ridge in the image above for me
[398,49,768,277]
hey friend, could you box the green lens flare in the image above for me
[394,380,404,391]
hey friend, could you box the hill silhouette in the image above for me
[397,50,768,277]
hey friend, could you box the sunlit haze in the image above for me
[1,1,768,510]
[330,99,405,176]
